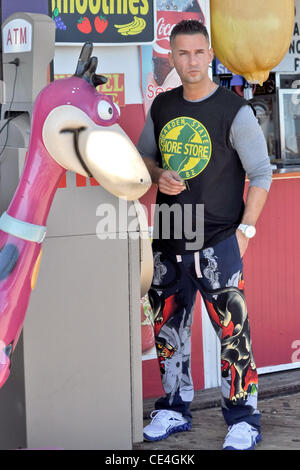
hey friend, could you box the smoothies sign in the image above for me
[51,0,155,44]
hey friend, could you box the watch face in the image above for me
[245,226,256,238]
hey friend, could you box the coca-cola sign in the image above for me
[154,10,205,57]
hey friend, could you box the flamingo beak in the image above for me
[77,124,152,200]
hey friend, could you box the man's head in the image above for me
[170,20,210,47]
[168,20,213,87]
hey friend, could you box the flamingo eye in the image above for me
[97,100,114,120]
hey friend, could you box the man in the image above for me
[137,20,272,450]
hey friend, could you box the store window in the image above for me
[214,62,300,168]
[278,74,300,164]
[250,73,278,159]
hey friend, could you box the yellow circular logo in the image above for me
[159,117,212,180]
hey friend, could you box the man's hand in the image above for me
[158,170,186,195]
[142,157,186,195]
[235,229,249,258]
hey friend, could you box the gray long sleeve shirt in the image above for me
[137,87,273,191]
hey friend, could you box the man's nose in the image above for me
[188,53,198,65]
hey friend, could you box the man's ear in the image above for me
[209,47,214,64]
[168,51,174,67]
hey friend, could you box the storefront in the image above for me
[1,0,300,406]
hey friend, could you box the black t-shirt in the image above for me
[150,85,248,254]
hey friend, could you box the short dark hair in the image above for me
[170,20,210,45]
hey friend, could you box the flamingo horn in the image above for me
[74,42,93,78]
[74,43,107,88]
[85,56,107,87]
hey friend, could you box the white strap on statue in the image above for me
[0,211,47,244]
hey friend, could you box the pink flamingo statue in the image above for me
[0,43,151,388]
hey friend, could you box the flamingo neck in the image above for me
[7,139,65,227]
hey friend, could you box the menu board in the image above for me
[50,0,155,45]
[274,0,300,73]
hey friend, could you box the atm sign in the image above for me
[3,19,32,53]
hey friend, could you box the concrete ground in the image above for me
[133,369,300,451]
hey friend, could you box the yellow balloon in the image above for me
[211,0,295,84]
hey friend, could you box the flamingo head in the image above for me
[32,42,151,200]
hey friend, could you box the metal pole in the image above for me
[0,0,3,85]
[48,0,54,82]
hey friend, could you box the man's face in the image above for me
[168,33,213,85]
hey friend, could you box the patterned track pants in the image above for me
[149,233,261,430]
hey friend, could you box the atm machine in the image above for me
[0,13,149,450]
[0,12,55,450]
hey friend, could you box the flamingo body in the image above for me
[0,44,151,388]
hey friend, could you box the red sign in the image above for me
[54,73,125,107]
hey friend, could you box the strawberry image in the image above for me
[95,15,108,34]
[77,17,92,34]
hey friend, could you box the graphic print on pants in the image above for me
[149,252,196,412]
[149,235,260,428]
[205,288,258,404]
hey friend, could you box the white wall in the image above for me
[54,44,143,104]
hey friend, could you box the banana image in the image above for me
[114,16,146,36]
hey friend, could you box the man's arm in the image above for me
[230,105,273,256]
[142,157,163,184]
[241,185,268,227]
[236,185,269,256]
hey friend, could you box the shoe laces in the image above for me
[227,422,256,437]
[149,410,181,425]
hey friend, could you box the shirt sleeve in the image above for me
[230,105,273,191]
[136,109,159,162]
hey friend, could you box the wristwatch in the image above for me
[238,224,256,239]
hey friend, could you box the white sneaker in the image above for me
[143,409,191,441]
[223,421,262,450]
